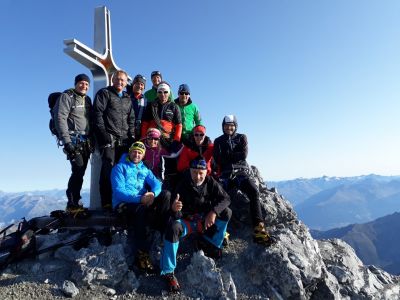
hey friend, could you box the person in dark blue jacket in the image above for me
[111,141,171,272]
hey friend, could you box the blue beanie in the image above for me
[190,156,207,170]
[178,84,190,94]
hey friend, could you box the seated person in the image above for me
[213,115,273,246]
[111,141,171,272]
[177,125,214,175]
[143,128,170,179]
[159,156,231,293]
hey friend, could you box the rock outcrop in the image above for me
[0,166,399,299]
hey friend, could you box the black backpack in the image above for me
[48,90,74,143]
[0,219,36,269]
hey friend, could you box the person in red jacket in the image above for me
[177,125,214,175]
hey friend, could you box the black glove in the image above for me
[170,140,182,153]
[64,143,75,155]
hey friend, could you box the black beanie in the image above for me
[74,74,90,85]
[133,74,146,86]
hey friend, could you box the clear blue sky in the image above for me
[0,0,399,192]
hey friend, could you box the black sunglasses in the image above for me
[158,91,169,94]
[194,133,204,137]
[179,92,190,96]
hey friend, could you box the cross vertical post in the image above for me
[63,6,128,209]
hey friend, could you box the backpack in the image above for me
[0,218,36,269]
[48,90,74,143]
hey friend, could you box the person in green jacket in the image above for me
[144,71,174,102]
[174,84,203,145]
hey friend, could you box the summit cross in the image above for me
[63,6,129,209]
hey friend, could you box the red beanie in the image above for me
[193,125,206,134]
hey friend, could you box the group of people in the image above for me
[52,70,274,293]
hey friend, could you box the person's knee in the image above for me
[165,220,182,242]
[219,207,232,221]
[160,190,171,208]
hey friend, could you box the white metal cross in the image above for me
[63,6,128,209]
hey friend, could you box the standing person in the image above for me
[141,81,182,152]
[111,141,171,272]
[144,71,174,102]
[177,125,213,175]
[174,84,203,145]
[130,74,147,140]
[53,74,93,214]
[94,70,135,210]
[213,115,273,246]
[160,156,231,292]
[142,128,169,179]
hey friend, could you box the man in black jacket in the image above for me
[213,115,273,246]
[159,156,231,293]
[53,74,93,214]
[94,70,135,210]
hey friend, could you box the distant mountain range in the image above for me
[2,174,400,232]
[312,212,400,275]
[268,174,400,230]
[0,189,89,228]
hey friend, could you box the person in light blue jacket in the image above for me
[111,141,171,272]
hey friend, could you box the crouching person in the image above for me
[160,156,232,293]
[111,141,171,272]
[214,115,273,246]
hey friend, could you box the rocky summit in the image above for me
[0,167,399,299]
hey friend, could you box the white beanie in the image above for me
[157,82,170,93]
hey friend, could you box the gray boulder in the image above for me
[1,166,399,300]
[61,280,79,297]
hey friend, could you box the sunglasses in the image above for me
[179,92,190,96]
[148,137,159,141]
[194,133,204,137]
[158,91,169,94]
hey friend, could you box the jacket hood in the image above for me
[222,115,238,135]
[174,97,193,107]
[187,135,211,149]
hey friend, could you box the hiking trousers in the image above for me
[221,174,264,226]
[66,144,90,207]
[118,190,171,252]
[160,207,231,275]
[99,145,129,209]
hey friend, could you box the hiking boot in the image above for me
[195,237,222,259]
[163,273,180,293]
[223,231,230,247]
[66,205,90,219]
[253,223,275,246]
[135,250,154,273]
[102,203,113,212]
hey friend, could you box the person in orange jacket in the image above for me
[141,82,182,152]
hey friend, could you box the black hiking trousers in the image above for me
[223,174,263,226]
[118,190,171,252]
[66,144,90,207]
[99,145,129,209]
